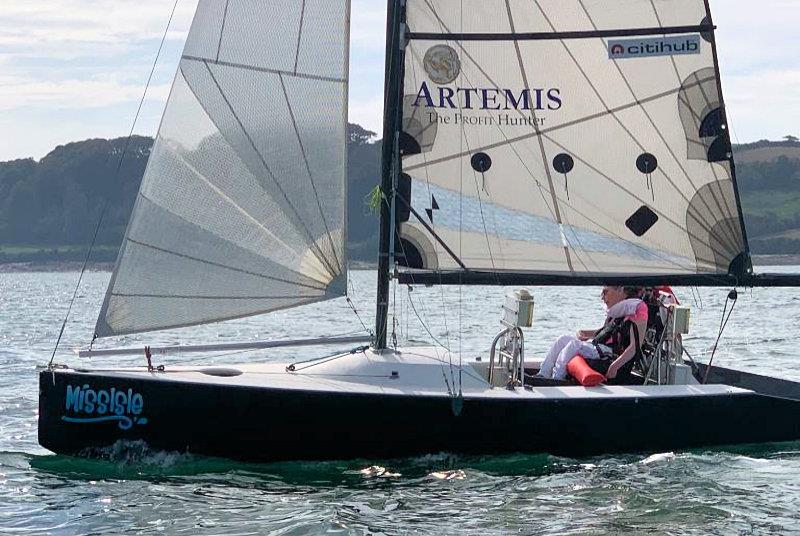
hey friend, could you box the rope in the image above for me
[346,296,374,340]
[703,289,738,384]
[48,0,181,366]
[286,345,369,372]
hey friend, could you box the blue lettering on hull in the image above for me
[62,384,148,430]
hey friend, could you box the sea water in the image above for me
[1,269,799,534]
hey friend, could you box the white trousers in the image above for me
[539,335,611,380]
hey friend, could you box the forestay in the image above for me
[395,0,749,284]
[96,0,350,337]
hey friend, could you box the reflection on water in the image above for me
[2,269,800,534]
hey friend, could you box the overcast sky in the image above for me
[0,0,797,161]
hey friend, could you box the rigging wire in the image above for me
[390,220,453,395]
[48,0,181,366]
[703,289,738,384]
[346,273,374,340]
[407,286,453,395]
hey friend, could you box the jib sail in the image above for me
[95,0,350,337]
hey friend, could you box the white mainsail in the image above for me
[96,0,350,337]
[397,0,747,278]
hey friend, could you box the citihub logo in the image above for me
[608,35,702,59]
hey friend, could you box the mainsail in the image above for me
[96,0,350,337]
[392,0,750,285]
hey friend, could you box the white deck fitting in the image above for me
[60,346,752,400]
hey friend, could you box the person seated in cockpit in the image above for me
[537,286,648,383]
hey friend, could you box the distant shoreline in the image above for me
[1,256,796,273]
[0,261,115,273]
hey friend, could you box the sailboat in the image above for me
[39,0,800,463]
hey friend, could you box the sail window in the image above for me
[471,152,492,172]
[626,206,659,237]
[552,153,575,174]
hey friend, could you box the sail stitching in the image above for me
[504,0,574,272]
[574,0,742,263]
[647,0,742,252]
[406,0,730,275]
[293,0,307,74]
[177,64,335,277]
[424,0,581,272]
[451,55,509,274]
[406,49,460,272]
[183,55,346,84]
[406,43,732,264]
[104,295,329,338]
[200,60,340,279]
[408,8,712,272]
[143,127,328,279]
[216,0,230,62]
[535,0,733,249]
[541,132,735,269]
[402,76,715,172]
[126,234,328,290]
[278,73,344,274]
[406,44,732,249]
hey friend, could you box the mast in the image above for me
[375,0,405,349]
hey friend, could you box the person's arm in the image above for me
[606,318,647,378]
[576,328,601,341]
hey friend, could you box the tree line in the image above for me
[0,129,798,262]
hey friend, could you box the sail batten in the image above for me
[96,0,350,338]
[395,0,749,282]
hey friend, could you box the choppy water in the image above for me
[2,269,800,535]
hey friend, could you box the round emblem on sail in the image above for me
[423,45,461,84]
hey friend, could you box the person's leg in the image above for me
[538,335,575,377]
[553,341,601,380]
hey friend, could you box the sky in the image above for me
[0,0,797,161]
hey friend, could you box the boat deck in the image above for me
[63,346,751,400]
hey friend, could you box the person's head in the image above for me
[601,285,642,307]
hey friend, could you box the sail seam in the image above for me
[126,234,328,290]
[144,126,328,280]
[407,37,671,272]
[405,48,453,273]
[540,132,737,267]
[396,194,468,269]
[504,0,573,272]
[535,0,734,255]
[216,0,230,62]
[402,76,714,173]
[183,55,346,84]
[278,73,343,274]
[102,295,330,338]
[647,0,742,253]
[575,0,742,261]
[419,0,579,271]
[407,24,714,42]
[293,0,306,74]
[200,60,341,279]
[703,0,752,260]
[176,63,337,279]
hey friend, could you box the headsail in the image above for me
[393,0,749,286]
[96,0,350,337]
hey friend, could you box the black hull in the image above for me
[39,369,800,463]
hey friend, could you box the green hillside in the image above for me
[734,140,800,254]
[0,133,798,264]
